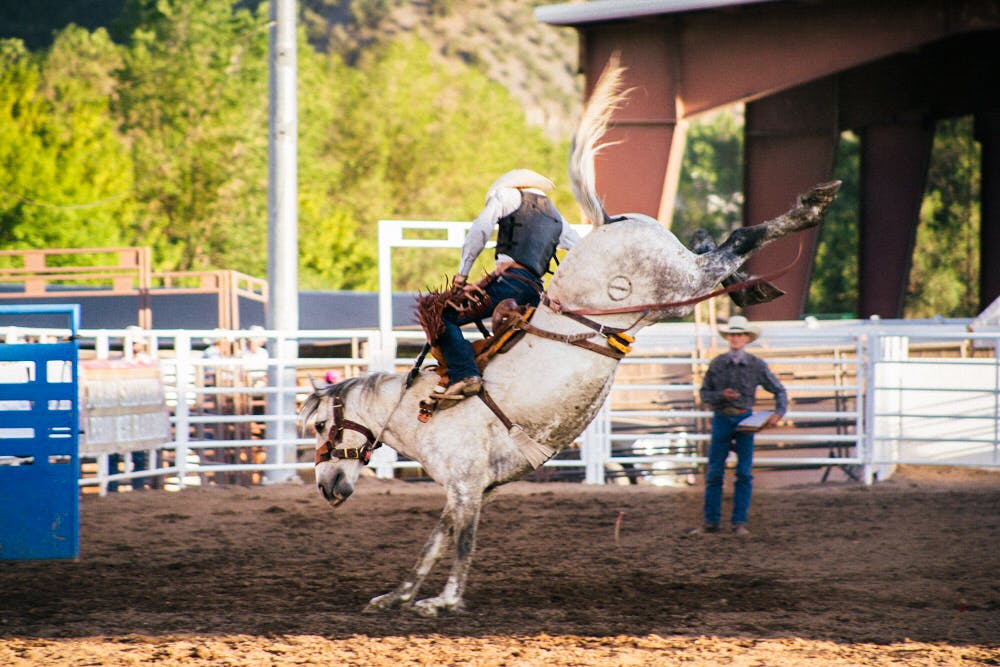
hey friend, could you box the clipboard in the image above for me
[735,410,775,432]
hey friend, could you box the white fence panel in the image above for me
[6,319,1000,493]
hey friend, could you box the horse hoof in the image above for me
[364,592,407,613]
[412,597,465,617]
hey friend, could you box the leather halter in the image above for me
[314,395,382,465]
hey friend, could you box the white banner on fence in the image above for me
[80,360,170,455]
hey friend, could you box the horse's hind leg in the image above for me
[364,510,453,613]
[690,230,785,306]
[723,180,841,254]
[699,180,841,285]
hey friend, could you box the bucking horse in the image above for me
[298,57,841,617]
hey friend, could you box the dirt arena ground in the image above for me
[1,466,997,666]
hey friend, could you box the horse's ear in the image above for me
[309,375,323,391]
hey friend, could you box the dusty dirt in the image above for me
[1,466,998,666]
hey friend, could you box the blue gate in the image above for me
[0,305,80,560]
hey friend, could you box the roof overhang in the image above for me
[535,0,782,26]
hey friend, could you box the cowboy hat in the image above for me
[485,169,554,202]
[718,315,760,341]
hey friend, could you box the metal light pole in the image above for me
[265,0,299,483]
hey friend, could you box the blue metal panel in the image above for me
[0,305,80,560]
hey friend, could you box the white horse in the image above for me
[298,60,840,617]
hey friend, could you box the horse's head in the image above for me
[298,381,371,508]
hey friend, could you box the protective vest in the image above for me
[495,191,562,277]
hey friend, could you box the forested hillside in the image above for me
[0,0,579,291]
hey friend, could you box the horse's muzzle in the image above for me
[317,467,354,507]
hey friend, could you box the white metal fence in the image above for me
[5,317,993,494]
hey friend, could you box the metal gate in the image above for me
[0,305,80,560]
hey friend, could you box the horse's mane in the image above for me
[298,373,397,433]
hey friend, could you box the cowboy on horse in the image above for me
[423,168,581,407]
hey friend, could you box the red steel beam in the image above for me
[565,2,1000,321]
[977,111,1000,312]
[742,79,839,321]
[581,23,686,222]
[858,120,935,318]
[677,0,955,115]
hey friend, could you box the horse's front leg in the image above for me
[364,510,452,613]
[412,497,483,617]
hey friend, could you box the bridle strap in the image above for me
[557,236,806,317]
[510,316,628,360]
[539,293,635,335]
[315,395,382,465]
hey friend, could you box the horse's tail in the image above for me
[569,53,629,226]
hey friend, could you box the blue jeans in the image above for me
[437,267,542,383]
[703,411,755,526]
[107,451,150,492]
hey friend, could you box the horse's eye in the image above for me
[314,420,327,434]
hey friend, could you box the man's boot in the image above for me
[434,376,483,409]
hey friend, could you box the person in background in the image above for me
[431,169,581,406]
[109,328,157,491]
[241,326,270,379]
[694,315,787,536]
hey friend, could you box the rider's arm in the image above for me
[457,188,522,277]
[557,213,582,251]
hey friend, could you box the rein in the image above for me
[556,236,806,317]
[314,394,382,465]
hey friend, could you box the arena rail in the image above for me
[3,320,997,494]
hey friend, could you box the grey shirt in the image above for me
[700,349,788,415]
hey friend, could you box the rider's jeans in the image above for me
[703,410,755,526]
[437,267,542,383]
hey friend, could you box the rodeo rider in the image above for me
[432,169,581,406]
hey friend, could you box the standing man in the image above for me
[429,168,581,406]
[695,315,787,535]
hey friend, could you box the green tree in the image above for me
[672,108,744,247]
[305,38,571,291]
[114,0,269,274]
[905,117,980,318]
[296,46,377,289]
[0,29,132,256]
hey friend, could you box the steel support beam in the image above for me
[743,79,839,321]
[558,4,1000,322]
[977,111,1000,312]
[581,23,686,223]
[857,119,934,319]
[677,0,956,116]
